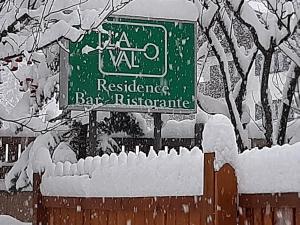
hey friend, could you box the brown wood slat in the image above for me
[134,211,145,225]
[53,208,62,225]
[201,153,215,225]
[175,210,189,225]
[43,196,202,212]
[99,211,109,225]
[90,209,99,225]
[253,208,262,225]
[108,211,118,225]
[262,207,272,225]
[296,208,300,225]
[44,196,82,208]
[215,163,237,225]
[154,209,165,225]
[49,208,54,225]
[166,211,176,225]
[75,207,83,225]
[246,208,254,225]
[83,209,91,225]
[189,208,201,225]
[238,208,247,225]
[68,208,77,225]
[125,211,134,225]
[117,210,127,225]
[240,193,300,208]
[61,207,71,224]
[145,211,155,225]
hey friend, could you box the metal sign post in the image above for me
[88,110,97,156]
[153,113,162,151]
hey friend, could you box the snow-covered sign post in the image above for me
[60,15,197,151]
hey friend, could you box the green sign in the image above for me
[61,16,196,113]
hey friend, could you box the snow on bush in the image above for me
[202,114,238,170]
[237,142,300,193]
[41,147,203,197]
[0,215,30,225]
[5,132,60,191]
[52,142,77,164]
[5,144,31,191]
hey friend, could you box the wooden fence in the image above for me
[0,191,32,222]
[0,137,35,179]
[239,193,300,225]
[32,153,237,225]
[32,152,300,225]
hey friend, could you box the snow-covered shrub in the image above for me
[5,132,61,191]
[52,142,77,164]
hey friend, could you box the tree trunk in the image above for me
[277,66,300,145]
[209,47,245,151]
[199,20,245,151]
[260,50,273,147]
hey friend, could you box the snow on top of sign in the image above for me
[41,147,203,197]
[237,142,300,194]
[114,0,198,21]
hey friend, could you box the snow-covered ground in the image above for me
[0,215,30,225]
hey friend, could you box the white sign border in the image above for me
[98,21,168,78]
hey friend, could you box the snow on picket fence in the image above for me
[40,114,300,197]
[41,147,204,197]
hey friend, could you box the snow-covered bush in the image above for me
[5,132,60,192]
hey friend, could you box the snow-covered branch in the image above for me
[0,0,132,59]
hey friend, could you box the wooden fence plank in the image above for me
[48,208,54,225]
[83,209,91,225]
[246,208,254,225]
[125,211,135,225]
[238,208,248,225]
[262,207,272,225]
[166,211,176,225]
[274,208,293,225]
[108,211,118,225]
[154,209,165,225]
[145,211,155,225]
[175,210,189,225]
[253,208,262,225]
[53,208,62,225]
[296,208,300,225]
[76,207,83,225]
[117,210,127,225]
[201,153,215,225]
[90,209,99,225]
[69,209,77,225]
[189,209,201,225]
[99,210,108,225]
[215,163,237,225]
[240,194,300,208]
[134,211,145,225]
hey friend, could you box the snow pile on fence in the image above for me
[237,142,300,193]
[202,114,238,170]
[41,147,203,197]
